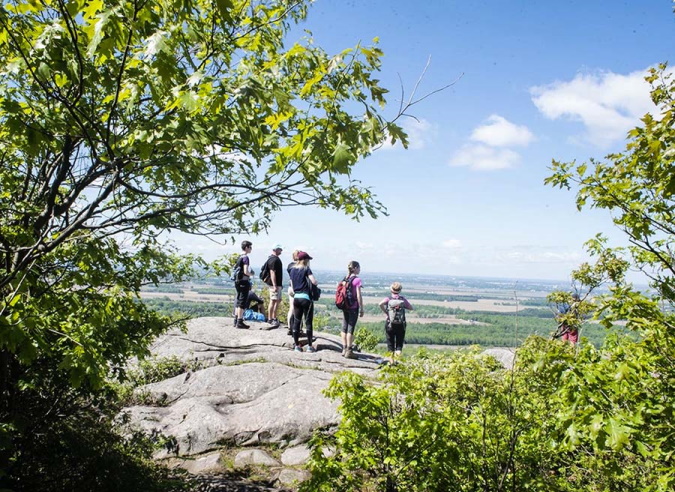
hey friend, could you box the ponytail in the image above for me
[347,260,360,276]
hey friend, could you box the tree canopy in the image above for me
[0,0,407,485]
[0,0,404,385]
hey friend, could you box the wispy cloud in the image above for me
[449,144,521,171]
[530,68,655,148]
[381,118,436,151]
[449,115,533,171]
[442,239,462,249]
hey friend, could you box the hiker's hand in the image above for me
[359,310,364,317]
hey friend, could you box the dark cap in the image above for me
[297,251,313,260]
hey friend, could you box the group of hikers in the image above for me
[229,240,414,360]
[230,240,581,360]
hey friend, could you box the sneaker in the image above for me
[271,318,281,327]
[306,346,317,353]
[394,350,402,358]
[344,349,354,359]
[293,345,303,352]
[236,320,250,329]
[287,329,292,336]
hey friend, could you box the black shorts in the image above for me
[235,280,251,308]
[342,309,359,334]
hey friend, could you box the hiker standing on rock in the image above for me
[379,282,413,363]
[288,251,319,353]
[286,250,300,333]
[341,261,363,359]
[262,244,284,328]
[233,240,254,329]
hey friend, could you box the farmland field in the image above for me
[140,270,622,347]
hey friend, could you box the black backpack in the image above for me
[259,255,276,285]
[309,282,321,301]
[230,256,243,282]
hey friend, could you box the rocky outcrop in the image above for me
[121,317,382,460]
[120,317,514,489]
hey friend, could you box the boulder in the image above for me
[482,347,516,370]
[280,444,311,466]
[276,468,311,486]
[174,451,224,475]
[121,317,381,457]
[234,449,281,468]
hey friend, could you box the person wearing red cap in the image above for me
[288,251,319,352]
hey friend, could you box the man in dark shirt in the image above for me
[234,240,253,329]
[265,244,284,327]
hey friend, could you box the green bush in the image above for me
[303,334,670,492]
[0,357,191,491]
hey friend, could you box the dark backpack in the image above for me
[335,275,354,310]
[309,282,321,301]
[259,255,275,285]
[230,256,243,282]
[387,298,407,327]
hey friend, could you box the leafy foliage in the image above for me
[353,325,379,351]
[0,0,406,485]
[304,64,675,491]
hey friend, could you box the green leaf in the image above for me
[332,143,353,174]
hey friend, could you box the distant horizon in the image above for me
[310,268,571,286]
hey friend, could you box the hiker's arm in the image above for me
[357,286,364,317]
[378,299,388,315]
[403,297,413,310]
[270,269,278,287]
[308,273,318,285]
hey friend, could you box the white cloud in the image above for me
[403,118,435,150]
[530,68,656,148]
[442,239,462,248]
[449,144,521,171]
[380,118,435,151]
[501,250,583,264]
[355,241,375,250]
[449,115,533,171]
[470,115,534,147]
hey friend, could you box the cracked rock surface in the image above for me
[121,317,383,458]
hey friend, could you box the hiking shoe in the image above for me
[344,349,354,359]
[293,345,303,353]
[287,329,292,336]
[306,346,317,353]
[236,320,250,329]
[394,350,402,358]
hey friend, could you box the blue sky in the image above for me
[178,0,675,282]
